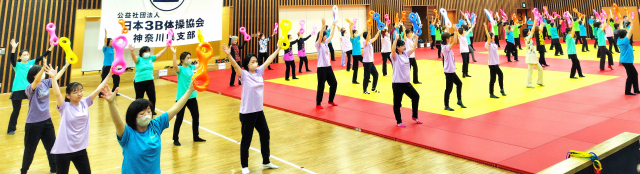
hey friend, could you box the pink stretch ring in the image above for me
[239,27,251,41]
[167,28,174,47]
[111,35,128,75]
[46,23,59,46]
[273,23,279,34]
[352,18,358,30]
[299,20,305,34]
[384,14,390,25]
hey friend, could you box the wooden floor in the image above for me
[0,76,514,173]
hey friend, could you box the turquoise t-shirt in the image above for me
[430,24,436,35]
[103,46,115,66]
[597,30,606,46]
[618,37,634,63]
[351,36,362,55]
[506,31,515,43]
[12,59,36,92]
[468,30,473,37]
[527,20,533,29]
[176,65,198,100]
[117,113,169,174]
[566,35,576,55]
[466,33,472,45]
[134,55,157,83]
[550,27,559,39]
[578,25,587,36]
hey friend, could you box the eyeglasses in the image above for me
[71,89,84,95]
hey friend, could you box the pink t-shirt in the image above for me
[51,97,93,154]
[486,42,500,65]
[362,40,374,63]
[392,50,412,83]
[442,45,456,73]
[239,66,265,114]
[605,26,613,37]
[458,34,469,53]
[315,40,331,67]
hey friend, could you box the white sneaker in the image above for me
[242,167,250,174]
[263,163,279,169]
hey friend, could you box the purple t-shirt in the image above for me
[25,79,52,123]
[316,40,331,67]
[442,45,456,73]
[486,42,500,65]
[239,66,265,114]
[52,97,93,154]
[392,50,412,83]
[362,40,374,63]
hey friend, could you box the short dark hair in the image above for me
[106,38,113,46]
[458,28,464,34]
[395,40,406,54]
[125,99,153,129]
[462,25,469,31]
[27,65,42,83]
[593,22,602,28]
[441,33,452,43]
[20,50,29,57]
[179,52,191,66]
[242,53,257,70]
[488,32,495,38]
[362,31,369,39]
[405,28,413,34]
[139,46,151,57]
[565,27,572,33]
[65,82,83,102]
[615,29,628,39]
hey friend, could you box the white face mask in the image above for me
[21,56,29,62]
[183,59,191,65]
[143,52,151,58]
[136,115,152,127]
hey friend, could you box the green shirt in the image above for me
[513,24,521,37]
[12,60,36,92]
[573,21,580,31]
[435,28,442,41]
[134,55,157,83]
[176,65,197,100]
[493,24,498,35]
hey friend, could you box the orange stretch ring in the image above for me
[401,11,407,22]
[395,13,399,24]
[118,19,129,34]
[368,10,375,27]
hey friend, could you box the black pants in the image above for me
[381,52,392,76]
[345,50,353,71]
[352,55,362,82]
[258,52,271,69]
[568,54,584,78]
[431,35,436,49]
[581,36,590,51]
[514,37,522,49]
[622,63,640,93]
[392,83,419,124]
[100,66,120,93]
[505,42,518,61]
[8,99,22,133]
[607,37,620,53]
[230,67,242,86]
[316,67,337,105]
[461,53,470,75]
[469,36,475,50]
[363,62,379,91]
[594,37,599,49]
[298,56,310,72]
[21,118,56,174]
[539,50,547,66]
[173,98,200,141]
[55,149,91,174]
[285,60,296,80]
[598,46,613,70]
[489,65,504,95]
[409,58,419,83]
[436,41,442,58]
[494,35,501,47]
[551,39,563,55]
[576,31,582,44]
[328,43,336,61]
[239,111,270,168]
[444,73,462,107]
[133,80,157,112]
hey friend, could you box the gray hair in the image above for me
[231,36,238,41]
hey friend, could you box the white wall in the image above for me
[278,5,367,56]
[82,21,144,72]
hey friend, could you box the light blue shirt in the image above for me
[566,35,576,55]
[351,36,362,55]
[506,31,514,43]
[103,46,114,66]
[618,37,634,63]
[430,25,436,35]
[118,113,169,174]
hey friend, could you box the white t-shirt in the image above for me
[405,38,416,58]
[341,32,352,51]
[362,40,374,63]
[381,35,391,53]
[458,33,469,53]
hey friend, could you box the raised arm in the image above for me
[9,39,19,67]
[154,45,168,57]
[104,29,108,47]
[327,21,338,42]
[627,20,634,39]
[128,44,138,63]
[408,34,419,56]
[390,23,401,60]
[238,38,247,50]
[44,64,66,109]
[222,45,243,77]
[89,69,113,102]
[166,83,195,121]
[484,23,491,48]
[370,28,381,43]
[171,47,179,73]
[103,85,125,138]
[30,64,46,90]
[34,45,54,64]
[320,19,328,44]
[261,46,282,69]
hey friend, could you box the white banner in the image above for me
[98,0,222,49]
